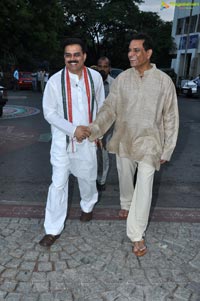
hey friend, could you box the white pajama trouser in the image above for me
[44,142,98,235]
[116,155,155,242]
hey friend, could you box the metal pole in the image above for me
[182,0,194,78]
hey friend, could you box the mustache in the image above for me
[67,60,78,64]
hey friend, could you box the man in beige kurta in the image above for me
[89,33,179,256]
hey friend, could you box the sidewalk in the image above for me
[0,216,200,301]
[0,91,200,300]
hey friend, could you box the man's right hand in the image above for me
[74,126,91,142]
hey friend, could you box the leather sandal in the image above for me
[132,239,147,257]
[39,234,60,247]
[118,209,129,218]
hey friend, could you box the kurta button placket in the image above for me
[77,81,83,111]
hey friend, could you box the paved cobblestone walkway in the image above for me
[0,218,200,300]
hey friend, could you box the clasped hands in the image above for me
[74,125,91,142]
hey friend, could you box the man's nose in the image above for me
[129,53,137,58]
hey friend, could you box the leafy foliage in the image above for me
[0,0,65,70]
[0,0,173,72]
[61,0,173,68]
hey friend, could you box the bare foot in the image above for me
[118,209,129,218]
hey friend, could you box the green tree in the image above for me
[0,0,174,72]
[61,0,173,69]
[0,0,31,68]
[98,0,142,68]
[0,0,65,70]
[137,11,174,67]
[28,0,65,70]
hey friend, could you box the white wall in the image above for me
[171,0,200,79]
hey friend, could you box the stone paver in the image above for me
[0,218,200,300]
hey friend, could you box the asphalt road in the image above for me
[0,89,200,209]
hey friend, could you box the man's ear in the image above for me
[147,49,153,59]
[84,53,87,62]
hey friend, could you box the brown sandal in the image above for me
[118,209,129,218]
[39,234,60,247]
[133,239,147,257]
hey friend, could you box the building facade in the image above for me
[171,0,200,82]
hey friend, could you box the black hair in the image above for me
[98,56,111,66]
[130,33,153,51]
[63,38,87,53]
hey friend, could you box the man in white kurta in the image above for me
[89,34,179,256]
[39,38,105,247]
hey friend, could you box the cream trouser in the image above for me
[44,143,98,235]
[116,155,155,242]
[116,156,137,210]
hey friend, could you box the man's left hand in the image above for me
[74,126,91,142]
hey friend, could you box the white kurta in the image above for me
[42,67,105,235]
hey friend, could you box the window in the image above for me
[183,15,198,34]
[190,15,197,33]
[197,15,200,32]
[184,17,190,34]
[176,18,184,35]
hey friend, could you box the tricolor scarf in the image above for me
[61,66,95,145]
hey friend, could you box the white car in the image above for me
[181,78,198,97]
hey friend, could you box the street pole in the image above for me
[182,0,194,78]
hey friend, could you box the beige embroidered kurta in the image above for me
[89,64,179,170]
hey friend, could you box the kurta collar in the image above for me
[132,63,156,78]
[67,68,83,82]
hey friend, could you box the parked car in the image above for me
[181,79,198,97]
[0,85,8,117]
[18,72,32,89]
[110,68,123,78]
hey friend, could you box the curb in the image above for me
[0,204,200,222]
